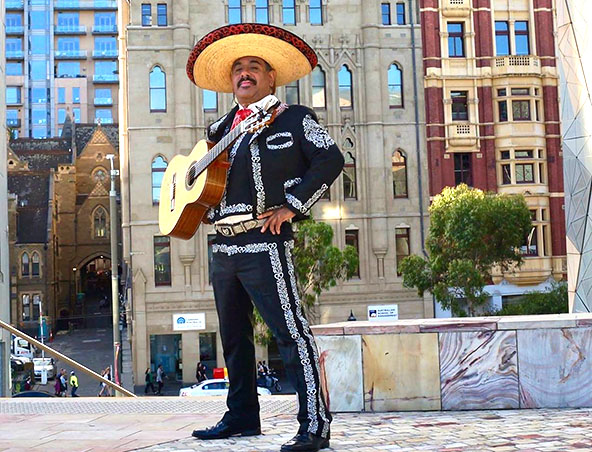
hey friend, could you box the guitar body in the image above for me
[158,139,228,239]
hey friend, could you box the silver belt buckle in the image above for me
[219,226,235,237]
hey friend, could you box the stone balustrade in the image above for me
[311,314,592,413]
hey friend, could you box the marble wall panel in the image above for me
[439,331,519,410]
[518,327,592,408]
[315,335,363,412]
[363,333,441,411]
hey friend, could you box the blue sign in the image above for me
[176,316,186,324]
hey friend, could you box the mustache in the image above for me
[238,76,256,88]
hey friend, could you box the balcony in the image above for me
[94,97,113,106]
[6,118,21,127]
[442,0,470,17]
[6,25,24,35]
[55,49,88,59]
[93,74,119,83]
[92,25,118,34]
[446,123,478,147]
[55,0,116,9]
[492,55,542,77]
[93,49,118,59]
[6,0,24,9]
[55,25,87,34]
[6,50,24,60]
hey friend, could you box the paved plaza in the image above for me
[0,396,591,451]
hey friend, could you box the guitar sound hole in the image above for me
[186,163,197,187]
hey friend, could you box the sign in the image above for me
[367,304,399,321]
[173,313,206,331]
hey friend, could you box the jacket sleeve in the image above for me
[284,108,344,216]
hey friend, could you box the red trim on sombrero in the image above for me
[186,23,318,85]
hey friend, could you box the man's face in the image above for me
[231,56,276,105]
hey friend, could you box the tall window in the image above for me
[229,0,242,24]
[95,109,113,124]
[256,0,269,24]
[512,100,531,121]
[395,228,410,276]
[22,294,30,321]
[451,91,468,121]
[32,294,41,321]
[343,151,357,199]
[310,0,323,25]
[157,4,167,26]
[498,100,508,122]
[94,206,108,238]
[514,21,529,55]
[141,4,152,26]
[203,89,217,111]
[448,22,465,57]
[338,65,353,108]
[73,87,80,104]
[31,252,40,277]
[345,229,360,277]
[283,0,296,25]
[392,150,408,198]
[58,108,67,124]
[154,236,171,286]
[311,66,326,108]
[495,21,510,56]
[285,81,300,104]
[454,153,472,186]
[381,3,391,25]
[150,66,166,112]
[21,252,29,277]
[387,64,403,108]
[152,156,167,204]
[6,87,21,105]
[396,2,405,25]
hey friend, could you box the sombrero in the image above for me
[186,23,317,93]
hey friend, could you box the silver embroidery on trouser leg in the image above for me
[285,241,330,438]
[285,183,329,214]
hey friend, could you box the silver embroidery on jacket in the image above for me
[251,141,265,214]
[284,178,302,189]
[266,132,294,150]
[208,112,228,138]
[286,183,329,214]
[303,115,335,150]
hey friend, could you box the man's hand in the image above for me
[258,207,296,235]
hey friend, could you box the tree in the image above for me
[494,281,568,316]
[399,184,532,316]
[254,219,359,345]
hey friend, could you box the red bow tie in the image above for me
[231,108,252,130]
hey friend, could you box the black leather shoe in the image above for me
[192,420,261,440]
[280,432,330,452]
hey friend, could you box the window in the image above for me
[495,21,510,56]
[58,108,67,124]
[141,4,152,26]
[95,11,116,30]
[311,66,326,108]
[451,91,468,121]
[381,3,391,25]
[154,236,171,286]
[31,253,40,277]
[6,63,23,76]
[73,108,81,123]
[338,65,353,109]
[94,206,108,238]
[285,80,299,105]
[498,100,507,122]
[343,151,357,199]
[95,88,111,104]
[454,153,472,186]
[396,2,405,25]
[157,3,167,26]
[515,163,534,184]
[6,14,22,27]
[203,89,217,111]
[152,156,167,204]
[95,60,117,75]
[514,21,529,55]
[32,294,41,320]
[57,37,80,52]
[447,22,465,57]
[22,294,30,321]
[150,66,166,112]
[93,167,107,183]
[30,35,48,55]
[6,87,21,105]
[512,100,530,121]
[511,87,529,96]
[31,108,48,125]
[94,36,117,55]
[387,63,403,108]
[30,10,47,29]
[283,0,296,25]
[392,150,408,198]
[58,87,66,104]
[228,0,242,24]
[6,37,22,52]
[310,0,323,25]
[57,62,80,77]
[255,0,269,24]
[95,108,113,124]
[73,87,80,104]
[395,228,410,276]
[57,12,79,28]
[21,252,29,277]
[31,87,48,104]
[345,229,360,277]
[207,234,216,284]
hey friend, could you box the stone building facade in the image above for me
[120,0,430,385]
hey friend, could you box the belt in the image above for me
[215,219,266,237]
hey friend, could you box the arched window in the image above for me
[21,252,30,277]
[92,167,107,184]
[343,151,357,199]
[93,206,108,238]
[152,156,167,204]
[31,252,40,277]
[149,66,166,112]
[388,63,403,108]
[338,65,353,109]
[392,150,408,198]
[312,66,326,108]
[255,0,269,24]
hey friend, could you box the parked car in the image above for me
[13,390,54,398]
[32,357,57,380]
[10,354,31,372]
[179,378,272,397]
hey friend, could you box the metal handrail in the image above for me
[0,318,135,397]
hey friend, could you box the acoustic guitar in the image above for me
[159,100,279,239]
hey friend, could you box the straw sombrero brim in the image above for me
[186,24,317,93]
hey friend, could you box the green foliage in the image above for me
[494,281,568,316]
[399,184,532,316]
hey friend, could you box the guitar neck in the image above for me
[193,124,244,175]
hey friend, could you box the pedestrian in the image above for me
[98,366,111,397]
[144,368,156,394]
[196,362,207,383]
[187,24,338,452]
[59,369,68,397]
[69,371,79,397]
[155,364,164,395]
[54,375,62,397]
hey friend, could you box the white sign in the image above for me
[367,304,399,321]
[173,313,206,331]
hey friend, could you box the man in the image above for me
[187,24,343,452]
[59,368,68,397]
[69,370,79,397]
[156,364,164,395]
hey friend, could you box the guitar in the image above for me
[159,99,279,239]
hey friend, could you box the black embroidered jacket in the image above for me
[206,104,345,223]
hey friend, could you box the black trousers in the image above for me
[212,225,331,438]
